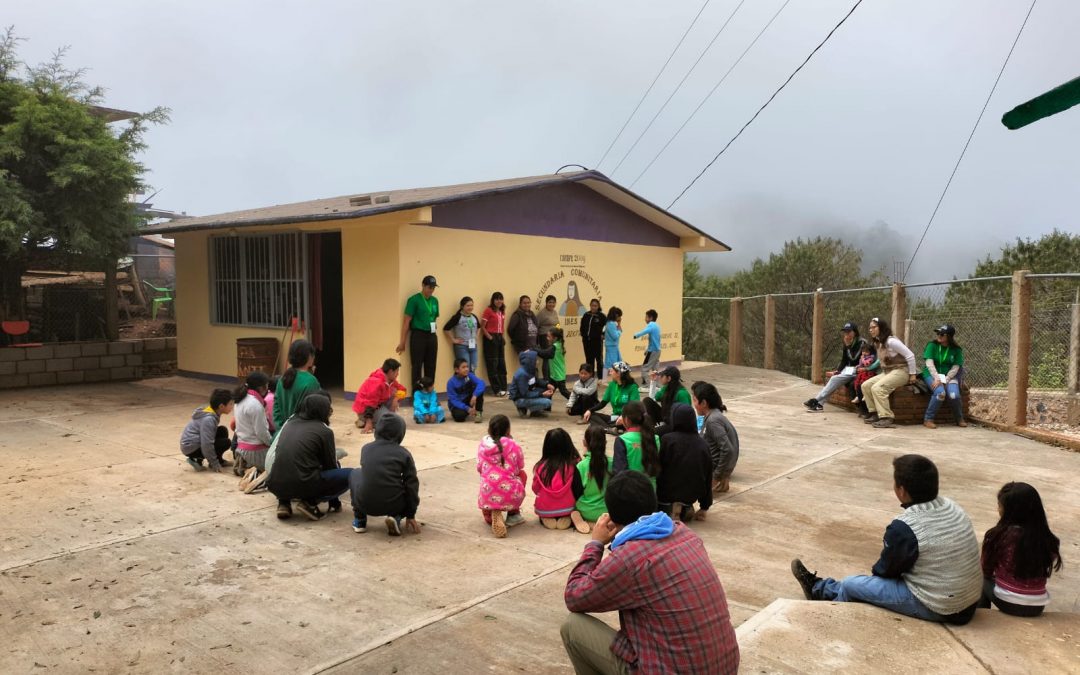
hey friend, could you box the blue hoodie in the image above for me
[446,371,487,411]
[610,511,676,550]
[508,350,547,400]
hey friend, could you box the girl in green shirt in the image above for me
[921,324,967,428]
[643,365,691,433]
[612,401,661,488]
[574,425,613,528]
[582,361,639,429]
[273,339,321,433]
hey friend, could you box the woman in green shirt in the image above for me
[574,425,613,526]
[643,365,691,434]
[921,324,967,428]
[273,339,321,433]
[612,401,661,488]
[582,361,639,429]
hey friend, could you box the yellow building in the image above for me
[145,171,728,394]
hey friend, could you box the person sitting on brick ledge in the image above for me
[791,454,983,625]
[920,324,968,429]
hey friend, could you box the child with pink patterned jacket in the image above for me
[477,414,527,538]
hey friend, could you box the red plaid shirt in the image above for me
[564,523,739,674]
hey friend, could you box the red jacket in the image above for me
[351,368,406,415]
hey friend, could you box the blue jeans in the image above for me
[815,372,855,403]
[515,396,552,413]
[814,574,946,622]
[923,375,963,422]
[453,343,478,372]
[315,468,353,502]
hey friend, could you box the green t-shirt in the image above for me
[920,342,964,379]
[273,369,321,433]
[616,430,659,489]
[404,293,440,332]
[602,380,640,415]
[654,384,692,406]
[575,453,614,522]
[550,340,566,381]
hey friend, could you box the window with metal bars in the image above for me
[210,233,306,327]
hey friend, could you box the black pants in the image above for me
[978,578,1045,617]
[483,334,507,392]
[551,380,571,399]
[451,392,484,422]
[189,426,230,463]
[538,334,551,380]
[408,330,438,391]
[568,392,599,417]
[582,339,603,379]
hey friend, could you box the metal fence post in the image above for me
[1007,270,1032,427]
[1069,294,1079,395]
[729,297,744,366]
[891,282,907,343]
[764,294,776,370]
[811,290,825,384]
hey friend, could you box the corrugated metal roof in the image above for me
[142,170,729,251]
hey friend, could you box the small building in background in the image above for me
[144,170,729,391]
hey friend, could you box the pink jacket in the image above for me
[477,435,526,512]
[532,461,577,518]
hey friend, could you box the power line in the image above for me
[667,0,864,210]
[610,0,749,177]
[905,0,1038,279]
[594,0,713,170]
[630,0,792,189]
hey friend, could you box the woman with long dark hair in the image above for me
[481,292,508,396]
[532,428,582,530]
[980,482,1062,617]
[273,339,320,432]
[643,366,691,434]
[860,317,917,428]
[580,299,606,379]
[612,401,661,486]
[692,381,739,493]
[574,425,612,529]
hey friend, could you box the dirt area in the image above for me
[118,317,176,340]
[2,367,1079,673]
[970,388,1080,442]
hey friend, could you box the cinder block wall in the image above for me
[0,338,177,389]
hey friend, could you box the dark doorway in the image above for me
[308,232,344,388]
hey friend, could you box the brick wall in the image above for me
[0,338,177,389]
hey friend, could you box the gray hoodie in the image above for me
[179,407,223,470]
[701,409,739,480]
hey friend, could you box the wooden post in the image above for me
[890,283,907,344]
[1068,296,1079,395]
[904,319,915,348]
[763,295,776,370]
[728,298,743,366]
[1007,270,1032,427]
[811,290,825,384]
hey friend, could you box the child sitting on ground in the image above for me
[979,482,1062,617]
[180,388,234,472]
[233,370,273,484]
[352,358,407,433]
[567,363,599,422]
[508,350,555,417]
[447,357,486,423]
[852,342,879,404]
[574,425,612,532]
[412,377,446,424]
[538,327,571,399]
[532,428,588,532]
[477,414,527,538]
[348,414,422,536]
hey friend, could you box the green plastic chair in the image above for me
[143,281,174,320]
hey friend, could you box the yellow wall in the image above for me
[174,210,686,395]
[396,224,684,390]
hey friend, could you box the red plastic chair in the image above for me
[1,320,42,347]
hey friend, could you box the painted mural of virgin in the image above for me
[559,280,587,317]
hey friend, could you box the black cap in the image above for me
[840,322,857,332]
[421,275,438,288]
[934,324,955,337]
[657,365,680,379]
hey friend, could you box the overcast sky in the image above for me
[9,0,1079,281]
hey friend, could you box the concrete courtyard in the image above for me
[2,364,1079,673]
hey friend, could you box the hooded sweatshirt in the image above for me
[265,414,337,500]
[179,407,224,470]
[701,408,739,480]
[352,368,406,415]
[508,350,547,401]
[532,460,581,518]
[656,404,714,510]
[349,415,420,518]
[477,435,526,512]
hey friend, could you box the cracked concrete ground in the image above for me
[2,364,1078,673]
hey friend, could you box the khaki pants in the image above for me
[560,613,631,675]
[861,368,909,419]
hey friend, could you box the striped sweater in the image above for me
[895,497,983,615]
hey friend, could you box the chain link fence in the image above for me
[684,272,1080,435]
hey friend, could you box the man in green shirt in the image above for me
[396,275,440,393]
